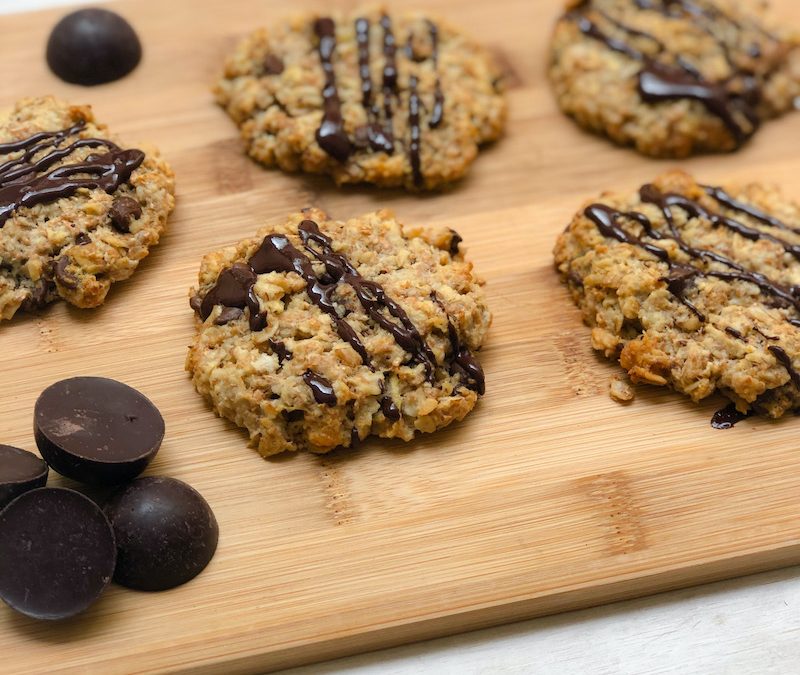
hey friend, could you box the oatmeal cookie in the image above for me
[186,209,491,456]
[554,170,800,419]
[549,0,800,157]
[0,96,175,321]
[214,6,506,190]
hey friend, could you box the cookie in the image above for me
[0,96,175,320]
[186,208,490,456]
[554,170,800,420]
[214,6,506,190]
[549,0,800,157]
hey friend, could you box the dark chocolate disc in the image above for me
[104,477,218,591]
[34,377,165,486]
[0,487,116,620]
[0,445,48,509]
[46,9,142,86]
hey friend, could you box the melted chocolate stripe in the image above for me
[643,188,800,260]
[297,219,438,376]
[355,17,394,154]
[408,75,423,188]
[769,345,800,389]
[380,14,398,151]
[431,292,485,395]
[303,371,337,406]
[250,230,370,364]
[585,187,800,320]
[0,122,143,227]
[704,185,800,235]
[314,18,352,163]
[428,20,444,129]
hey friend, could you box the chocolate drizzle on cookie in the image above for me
[194,219,486,404]
[567,0,771,146]
[355,18,394,153]
[583,180,800,409]
[314,18,352,163]
[198,263,266,332]
[303,371,337,406]
[431,291,486,395]
[315,14,445,185]
[428,21,445,129]
[408,75,423,187]
[0,120,145,226]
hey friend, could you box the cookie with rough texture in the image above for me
[186,208,490,456]
[549,0,800,157]
[0,96,175,321]
[554,170,800,419]
[215,6,506,190]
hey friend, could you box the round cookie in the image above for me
[214,6,506,190]
[186,208,491,456]
[554,169,800,419]
[0,96,175,321]
[549,0,800,157]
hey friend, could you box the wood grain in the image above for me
[1,0,800,672]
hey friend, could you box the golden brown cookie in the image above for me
[215,6,506,190]
[187,208,491,456]
[549,0,800,157]
[0,96,175,321]
[555,170,800,421]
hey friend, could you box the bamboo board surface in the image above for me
[2,0,800,672]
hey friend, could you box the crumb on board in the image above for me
[609,374,635,403]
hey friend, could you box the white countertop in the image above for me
[4,1,799,673]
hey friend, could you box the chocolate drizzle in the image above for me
[704,185,800,235]
[0,120,144,226]
[303,371,337,406]
[249,229,371,365]
[408,75,423,187]
[381,13,399,143]
[428,20,444,129]
[267,339,291,364]
[356,18,394,153]
[431,292,486,395]
[314,14,445,183]
[314,18,352,163]
[195,219,486,405]
[583,180,800,412]
[199,263,265,331]
[298,219,437,376]
[768,345,800,389]
[380,396,401,421]
[568,0,768,146]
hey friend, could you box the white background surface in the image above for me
[2,0,800,673]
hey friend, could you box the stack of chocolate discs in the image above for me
[0,377,219,620]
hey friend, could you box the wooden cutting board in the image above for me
[2,0,800,672]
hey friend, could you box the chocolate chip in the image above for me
[283,409,304,423]
[34,376,164,485]
[104,477,218,592]
[0,445,49,509]
[189,294,203,312]
[46,9,142,86]
[108,196,142,233]
[215,307,243,325]
[0,487,116,620]
[75,232,91,245]
[263,54,284,75]
[53,257,78,289]
[21,279,54,312]
[448,229,462,256]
